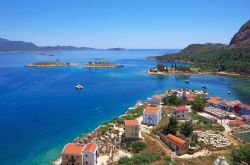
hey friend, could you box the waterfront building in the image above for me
[124,120,139,139]
[219,100,241,111]
[84,143,98,165]
[142,106,162,126]
[147,94,166,105]
[173,105,190,120]
[62,143,98,165]
[207,97,222,108]
[162,134,188,155]
[239,104,250,115]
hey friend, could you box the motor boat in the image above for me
[75,84,83,90]
[227,90,231,94]
[184,80,190,84]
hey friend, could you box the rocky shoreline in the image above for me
[52,103,144,165]
[147,70,250,78]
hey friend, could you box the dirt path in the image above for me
[223,131,242,146]
[141,132,172,155]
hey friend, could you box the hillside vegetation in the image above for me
[154,20,250,75]
[155,45,250,74]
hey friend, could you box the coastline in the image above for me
[146,70,250,78]
[52,104,144,165]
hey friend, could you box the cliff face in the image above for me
[229,19,250,48]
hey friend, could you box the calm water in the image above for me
[0,49,250,165]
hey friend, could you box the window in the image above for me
[86,154,88,157]
[86,161,88,164]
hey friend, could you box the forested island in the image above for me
[151,19,250,75]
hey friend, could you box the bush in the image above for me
[191,96,206,112]
[189,141,196,147]
[99,125,111,135]
[118,156,133,165]
[118,152,160,165]
[230,144,250,165]
[180,121,193,137]
[131,141,146,153]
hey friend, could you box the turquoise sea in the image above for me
[0,49,250,165]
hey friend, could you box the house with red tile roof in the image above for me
[228,120,245,127]
[239,104,250,115]
[147,94,166,105]
[62,143,98,165]
[142,106,162,126]
[207,97,222,108]
[219,100,241,112]
[84,143,98,165]
[124,120,139,139]
[173,105,191,120]
[162,134,188,155]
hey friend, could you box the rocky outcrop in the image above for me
[229,19,250,48]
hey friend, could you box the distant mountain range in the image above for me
[153,19,250,75]
[0,38,94,52]
[108,48,126,51]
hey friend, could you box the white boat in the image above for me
[75,84,83,90]
[184,80,190,83]
[227,90,231,94]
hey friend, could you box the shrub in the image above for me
[118,156,133,165]
[131,141,146,153]
[230,144,250,165]
[118,152,160,165]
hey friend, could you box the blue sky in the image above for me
[0,0,249,49]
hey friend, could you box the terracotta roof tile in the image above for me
[241,104,250,110]
[62,143,84,155]
[229,120,245,126]
[165,134,186,146]
[144,107,160,115]
[207,98,221,104]
[175,105,187,112]
[85,143,97,153]
[125,120,139,126]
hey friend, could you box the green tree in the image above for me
[118,156,133,165]
[131,141,146,153]
[191,97,206,112]
[180,121,193,137]
[191,132,199,144]
[157,64,166,72]
[164,115,178,135]
[230,144,250,165]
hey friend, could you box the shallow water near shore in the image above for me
[0,49,250,165]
